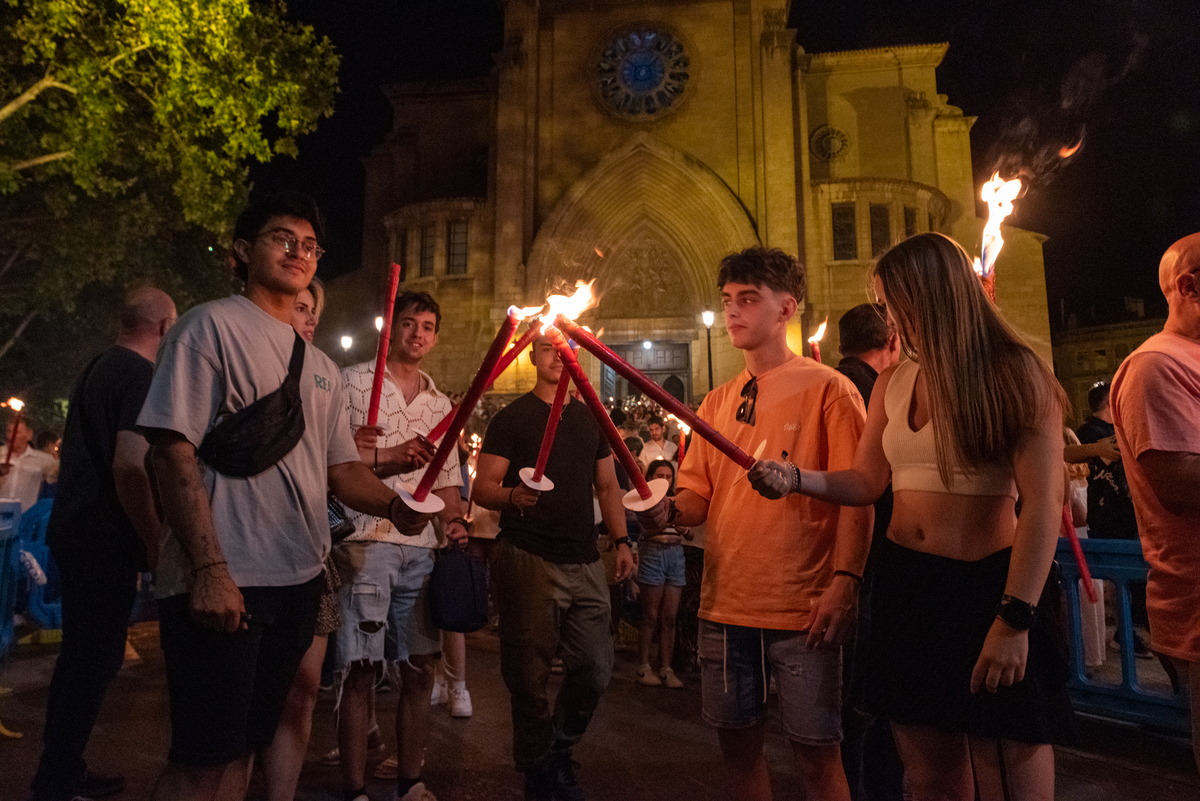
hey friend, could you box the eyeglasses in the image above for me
[735,375,757,426]
[258,229,324,262]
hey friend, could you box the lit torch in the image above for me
[972,172,1022,303]
[667,413,691,469]
[3,397,24,469]
[807,318,828,364]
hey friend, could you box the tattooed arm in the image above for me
[145,428,245,633]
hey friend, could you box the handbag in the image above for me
[427,546,489,633]
[198,331,307,477]
[326,492,357,544]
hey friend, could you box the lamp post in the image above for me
[702,310,714,393]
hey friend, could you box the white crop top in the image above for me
[881,360,1018,498]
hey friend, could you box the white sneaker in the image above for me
[396,781,437,801]
[448,686,473,718]
[431,675,448,705]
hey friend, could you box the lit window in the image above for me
[831,203,856,261]
[447,220,468,275]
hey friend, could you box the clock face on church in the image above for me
[594,27,691,121]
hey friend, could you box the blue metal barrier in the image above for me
[0,501,22,661]
[1057,538,1190,734]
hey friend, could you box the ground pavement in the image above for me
[1,622,1197,800]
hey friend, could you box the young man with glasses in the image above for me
[138,192,433,801]
[639,246,871,801]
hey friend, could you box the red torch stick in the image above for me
[4,398,25,468]
[366,263,403,427]
[1061,504,1099,603]
[547,328,669,511]
[520,372,571,491]
[555,316,756,470]
[411,310,520,504]
[426,322,542,443]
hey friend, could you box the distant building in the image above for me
[1053,318,1166,426]
[321,0,1053,401]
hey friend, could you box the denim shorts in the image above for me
[699,619,843,745]
[636,541,686,587]
[332,540,440,670]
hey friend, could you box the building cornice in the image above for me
[804,43,949,73]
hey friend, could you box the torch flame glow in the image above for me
[540,280,597,328]
[509,303,549,321]
[595,247,604,258]
[1059,140,1082,158]
[972,172,1022,279]
[5,397,24,412]
[807,318,828,345]
[666,413,691,436]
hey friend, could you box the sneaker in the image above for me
[1133,633,1153,659]
[76,769,124,797]
[431,675,448,705]
[373,753,400,781]
[635,664,662,686]
[549,748,586,801]
[396,781,437,801]
[659,667,683,689]
[523,759,556,801]
[448,686,473,718]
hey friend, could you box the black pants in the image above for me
[31,544,141,801]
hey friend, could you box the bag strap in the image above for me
[284,331,306,388]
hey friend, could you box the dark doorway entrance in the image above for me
[600,341,691,404]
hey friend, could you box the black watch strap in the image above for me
[995,594,1036,630]
[614,536,631,548]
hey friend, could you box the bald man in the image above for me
[1111,232,1200,772]
[30,287,176,801]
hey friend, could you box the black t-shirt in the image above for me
[837,356,893,582]
[1075,415,1138,539]
[481,392,611,563]
[47,346,155,558]
[836,356,878,408]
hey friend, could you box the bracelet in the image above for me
[388,494,402,521]
[613,535,630,548]
[191,559,227,576]
[833,569,863,584]
[789,463,801,494]
[450,516,472,533]
[509,486,517,509]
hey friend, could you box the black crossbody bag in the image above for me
[197,332,307,478]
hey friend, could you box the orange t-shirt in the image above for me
[1111,332,1200,661]
[677,355,867,631]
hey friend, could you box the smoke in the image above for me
[987,2,1151,187]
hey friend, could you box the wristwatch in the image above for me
[995,595,1036,630]
[614,536,631,548]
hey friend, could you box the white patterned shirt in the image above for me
[340,361,462,548]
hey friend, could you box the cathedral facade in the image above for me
[320,0,1053,401]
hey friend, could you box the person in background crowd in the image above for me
[1,417,59,511]
[751,233,1074,801]
[634,459,687,689]
[1111,230,1200,775]
[641,416,678,465]
[139,192,433,801]
[473,333,635,801]
[834,303,905,801]
[256,279,330,801]
[611,408,642,450]
[1063,427,1106,671]
[34,430,61,499]
[642,246,871,801]
[28,287,176,801]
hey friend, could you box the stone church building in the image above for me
[320,0,1053,402]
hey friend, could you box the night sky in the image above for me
[253,0,1200,333]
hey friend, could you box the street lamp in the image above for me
[375,316,383,332]
[702,310,714,392]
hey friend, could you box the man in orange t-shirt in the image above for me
[639,247,870,801]
[1111,230,1200,773]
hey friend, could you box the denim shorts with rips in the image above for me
[332,540,440,673]
[699,619,843,745]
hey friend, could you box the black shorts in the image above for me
[158,575,322,766]
[865,538,1077,745]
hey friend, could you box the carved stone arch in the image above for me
[525,132,760,316]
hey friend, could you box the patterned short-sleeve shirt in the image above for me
[341,361,462,548]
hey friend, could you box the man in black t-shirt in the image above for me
[30,287,176,801]
[1076,381,1138,540]
[474,334,634,801]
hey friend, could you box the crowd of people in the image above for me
[9,189,1200,801]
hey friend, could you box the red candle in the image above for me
[533,373,571,482]
[366,263,403,427]
[426,322,541,443]
[1061,504,1098,603]
[555,316,756,471]
[677,431,686,468]
[548,328,653,500]
[412,311,520,502]
[3,399,24,468]
[809,341,822,364]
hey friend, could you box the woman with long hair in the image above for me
[750,233,1074,800]
[635,459,688,688]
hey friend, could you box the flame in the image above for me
[467,463,477,479]
[470,433,481,450]
[807,318,828,345]
[540,280,596,328]
[1059,140,1082,158]
[595,247,604,258]
[972,172,1022,278]
[4,397,24,412]
[509,303,548,321]
[666,413,691,435]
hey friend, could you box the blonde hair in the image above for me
[306,277,325,320]
[875,233,1067,484]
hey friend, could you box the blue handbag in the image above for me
[427,546,489,633]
